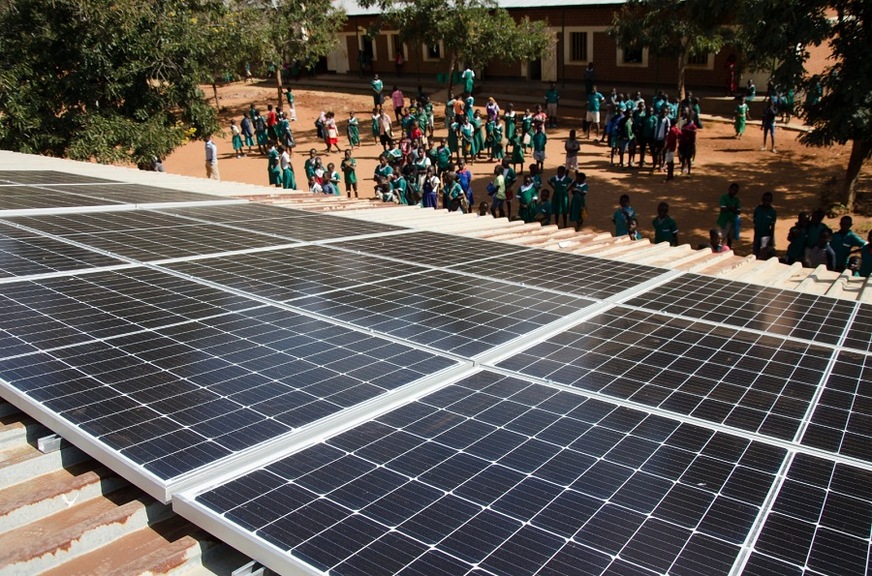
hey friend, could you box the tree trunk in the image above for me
[842,138,871,211]
[677,50,687,102]
[447,56,457,94]
[211,83,220,110]
[275,67,283,105]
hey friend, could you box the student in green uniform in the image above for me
[509,134,525,174]
[831,216,866,272]
[341,149,358,198]
[752,192,777,258]
[549,166,572,228]
[569,172,589,232]
[436,139,453,176]
[347,112,360,149]
[267,142,281,187]
[370,74,384,106]
[284,87,297,121]
[652,201,679,245]
[786,212,811,265]
[304,149,319,183]
[504,104,516,143]
[462,67,475,95]
[370,107,380,145]
[447,122,460,164]
[279,146,296,190]
[492,119,505,162]
[517,174,537,223]
[734,96,750,139]
[460,116,476,164]
[532,125,547,171]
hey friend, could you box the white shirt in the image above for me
[280,151,291,170]
[205,140,217,164]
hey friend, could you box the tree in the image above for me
[0,0,222,166]
[609,0,735,100]
[361,0,549,93]
[245,0,347,103]
[739,0,871,209]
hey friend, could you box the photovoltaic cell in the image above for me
[193,370,786,576]
[801,350,872,463]
[0,223,123,277]
[43,183,225,204]
[156,203,311,222]
[0,268,257,354]
[495,306,833,440]
[3,211,211,236]
[161,244,428,301]
[746,453,872,576]
[290,269,594,356]
[843,302,872,353]
[0,305,457,480]
[450,249,667,299]
[329,231,530,267]
[624,274,854,346]
[1,219,294,261]
[0,170,120,185]
[0,187,122,210]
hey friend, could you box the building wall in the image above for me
[338,5,736,92]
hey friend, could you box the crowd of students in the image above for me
[230,74,868,276]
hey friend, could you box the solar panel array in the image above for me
[0,169,869,576]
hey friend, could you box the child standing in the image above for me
[347,112,360,149]
[565,129,580,172]
[549,166,571,229]
[517,175,537,224]
[612,194,637,237]
[569,172,588,232]
[509,134,525,174]
[652,201,679,246]
[532,124,547,171]
[752,192,777,258]
[534,189,552,226]
[231,119,244,158]
[341,149,358,198]
[734,96,750,139]
[492,119,505,162]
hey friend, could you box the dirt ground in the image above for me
[165,81,871,256]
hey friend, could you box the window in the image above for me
[562,27,602,66]
[686,52,713,69]
[385,32,407,62]
[423,42,443,61]
[622,47,644,64]
[616,45,648,67]
[358,32,377,64]
[569,32,588,62]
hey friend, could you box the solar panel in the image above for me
[156,203,311,222]
[1,217,295,261]
[329,231,531,267]
[185,370,787,576]
[3,210,217,236]
[742,454,872,576]
[801,350,872,463]
[0,303,458,494]
[0,187,122,210]
[450,249,668,299]
[495,306,833,440]
[42,183,227,204]
[0,268,258,353]
[289,269,595,356]
[843,302,872,353]
[161,244,430,301]
[0,223,124,277]
[625,274,855,346]
[0,170,120,185]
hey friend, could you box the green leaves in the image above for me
[0,0,222,165]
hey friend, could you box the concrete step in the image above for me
[37,514,225,576]
[0,485,172,576]
[0,461,128,536]
[0,440,90,491]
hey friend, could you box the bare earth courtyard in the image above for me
[165,80,871,257]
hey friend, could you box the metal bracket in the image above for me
[37,433,62,454]
[232,560,266,576]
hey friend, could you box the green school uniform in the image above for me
[341,157,357,185]
[347,117,360,146]
[549,174,571,215]
[569,182,588,223]
[517,184,537,223]
[504,112,516,141]
[717,194,741,229]
[268,148,281,187]
[448,123,460,154]
[652,215,678,245]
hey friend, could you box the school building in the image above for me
[328,0,758,92]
